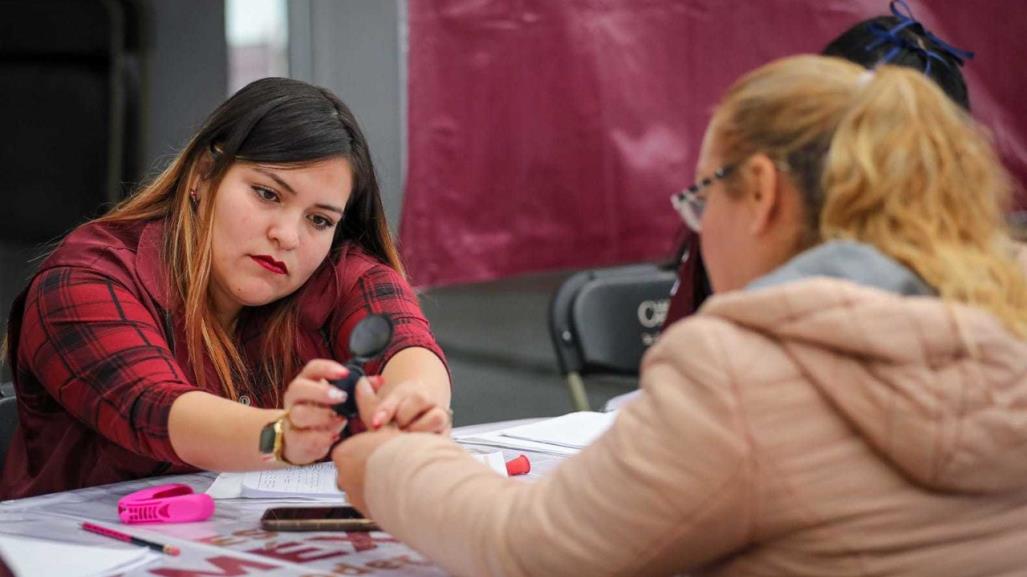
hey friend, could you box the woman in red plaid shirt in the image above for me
[1,78,451,499]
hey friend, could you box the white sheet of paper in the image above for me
[204,471,245,499]
[475,450,509,477]
[207,451,508,500]
[497,411,616,449]
[242,462,344,499]
[0,533,157,577]
[456,431,581,455]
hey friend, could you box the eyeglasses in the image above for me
[670,164,734,232]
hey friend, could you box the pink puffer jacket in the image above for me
[364,243,1027,577]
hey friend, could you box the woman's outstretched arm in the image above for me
[335,318,756,577]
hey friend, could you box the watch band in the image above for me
[259,414,293,465]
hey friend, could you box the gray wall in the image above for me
[143,0,228,177]
[288,0,405,231]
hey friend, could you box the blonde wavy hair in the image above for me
[710,55,1027,337]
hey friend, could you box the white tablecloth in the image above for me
[0,420,561,577]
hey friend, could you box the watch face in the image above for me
[259,422,277,454]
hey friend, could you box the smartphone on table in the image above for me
[260,506,379,532]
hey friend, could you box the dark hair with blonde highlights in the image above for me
[97,78,402,401]
[710,55,1027,337]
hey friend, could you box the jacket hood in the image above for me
[702,242,1027,493]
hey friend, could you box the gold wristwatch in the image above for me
[259,414,290,464]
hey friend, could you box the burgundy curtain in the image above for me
[402,0,1027,288]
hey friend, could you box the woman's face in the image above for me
[695,129,755,293]
[204,157,353,324]
[697,126,808,294]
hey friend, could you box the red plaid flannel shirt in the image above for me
[0,219,446,499]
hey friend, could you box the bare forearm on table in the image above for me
[168,391,285,471]
[382,347,451,407]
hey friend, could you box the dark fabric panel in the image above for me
[1,65,111,242]
[0,1,145,385]
[402,0,1027,288]
[0,0,116,57]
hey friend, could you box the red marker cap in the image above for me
[505,454,531,476]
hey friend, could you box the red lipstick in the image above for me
[250,255,288,275]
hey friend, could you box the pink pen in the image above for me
[82,522,181,555]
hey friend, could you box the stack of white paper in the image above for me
[0,533,157,577]
[456,411,617,455]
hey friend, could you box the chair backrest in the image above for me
[0,391,18,474]
[549,263,676,377]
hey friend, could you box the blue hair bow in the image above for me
[865,0,975,76]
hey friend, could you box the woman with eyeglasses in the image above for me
[662,0,979,332]
[333,54,1027,576]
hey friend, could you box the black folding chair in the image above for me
[549,264,677,411]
